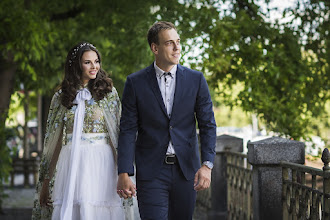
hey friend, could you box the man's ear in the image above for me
[151,43,158,55]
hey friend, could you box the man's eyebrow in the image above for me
[164,39,180,43]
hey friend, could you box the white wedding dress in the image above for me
[51,133,125,220]
[32,88,139,220]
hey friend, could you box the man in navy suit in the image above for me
[117,21,216,220]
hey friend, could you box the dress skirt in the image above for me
[51,133,125,220]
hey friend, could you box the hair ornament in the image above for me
[69,42,96,66]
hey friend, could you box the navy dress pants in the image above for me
[136,162,197,220]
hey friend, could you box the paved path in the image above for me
[1,186,34,220]
[1,188,206,220]
[1,208,32,220]
[1,174,206,219]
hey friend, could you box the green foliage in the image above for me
[1,2,329,211]
[310,100,330,146]
[214,105,251,128]
[189,0,329,140]
[0,1,197,209]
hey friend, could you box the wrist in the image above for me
[202,161,214,170]
[119,173,129,178]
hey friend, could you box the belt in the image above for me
[164,154,177,165]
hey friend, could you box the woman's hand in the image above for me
[39,179,52,207]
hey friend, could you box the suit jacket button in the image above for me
[170,126,173,129]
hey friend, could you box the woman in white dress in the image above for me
[32,42,132,220]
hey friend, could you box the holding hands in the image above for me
[117,173,136,199]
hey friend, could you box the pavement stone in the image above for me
[1,175,207,220]
[0,208,32,220]
[0,187,207,220]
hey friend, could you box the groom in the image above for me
[117,21,216,219]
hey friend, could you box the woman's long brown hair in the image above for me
[61,42,113,108]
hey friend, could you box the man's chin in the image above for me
[172,60,180,65]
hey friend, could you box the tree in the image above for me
[185,0,329,139]
[1,0,328,209]
[0,0,194,208]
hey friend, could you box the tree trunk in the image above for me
[0,56,16,125]
[0,55,16,212]
[23,91,30,187]
[37,93,42,153]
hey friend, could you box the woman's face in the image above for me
[81,50,100,84]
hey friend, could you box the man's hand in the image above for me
[39,179,52,207]
[194,165,212,191]
[117,173,136,199]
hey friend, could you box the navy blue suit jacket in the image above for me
[118,63,216,181]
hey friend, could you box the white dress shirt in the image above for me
[154,62,213,169]
[154,62,176,155]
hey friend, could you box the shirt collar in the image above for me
[154,62,177,78]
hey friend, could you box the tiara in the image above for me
[69,42,96,66]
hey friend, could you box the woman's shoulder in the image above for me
[52,88,64,100]
[99,87,118,102]
[48,89,65,109]
[98,86,120,108]
[48,89,62,102]
[54,89,63,97]
[105,86,119,99]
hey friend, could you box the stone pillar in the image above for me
[208,134,243,220]
[247,137,305,220]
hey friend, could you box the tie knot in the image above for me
[164,72,172,77]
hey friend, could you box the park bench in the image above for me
[10,157,39,187]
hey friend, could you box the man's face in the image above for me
[152,28,181,71]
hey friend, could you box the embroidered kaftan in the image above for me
[32,87,133,220]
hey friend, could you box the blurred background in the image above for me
[0,0,329,218]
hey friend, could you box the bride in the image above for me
[32,42,139,220]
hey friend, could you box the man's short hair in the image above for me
[147,21,176,47]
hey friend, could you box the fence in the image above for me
[226,151,253,219]
[281,149,330,219]
[196,135,330,220]
[10,157,39,187]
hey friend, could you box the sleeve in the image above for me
[39,91,65,181]
[194,73,217,163]
[32,91,66,220]
[102,87,122,161]
[117,76,138,175]
[102,87,135,209]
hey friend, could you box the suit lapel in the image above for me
[146,64,168,117]
[171,65,185,117]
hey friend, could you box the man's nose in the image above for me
[174,42,180,51]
